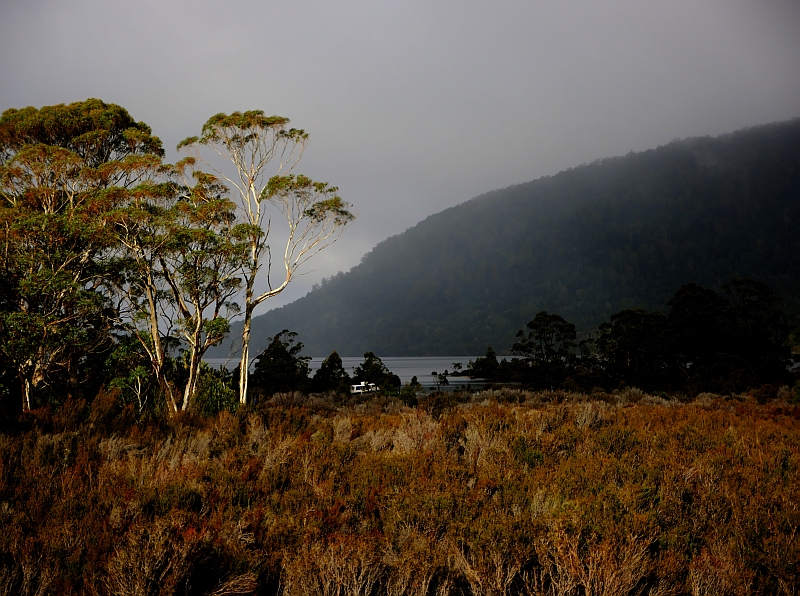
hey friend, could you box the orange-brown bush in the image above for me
[0,390,797,595]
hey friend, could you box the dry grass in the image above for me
[0,391,796,594]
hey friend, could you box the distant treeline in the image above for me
[218,118,800,357]
[241,277,799,404]
[466,278,796,397]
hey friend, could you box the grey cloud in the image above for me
[1,0,798,309]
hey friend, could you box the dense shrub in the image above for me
[0,389,797,595]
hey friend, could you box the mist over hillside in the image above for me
[210,119,800,357]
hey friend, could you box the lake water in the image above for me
[203,355,480,389]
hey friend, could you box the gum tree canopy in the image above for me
[178,111,354,404]
[0,99,165,411]
[111,161,245,414]
[0,100,350,414]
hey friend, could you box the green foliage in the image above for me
[0,98,353,414]
[431,369,450,391]
[596,308,673,390]
[468,347,500,379]
[106,335,158,414]
[311,350,350,393]
[353,351,400,390]
[511,435,545,468]
[156,163,244,408]
[512,311,577,388]
[468,278,794,395]
[0,99,164,411]
[191,364,238,416]
[249,330,311,397]
[399,377,422,406]
[0,98,164,162]
[264,174,354,227]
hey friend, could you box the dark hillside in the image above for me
[212,119,800,356]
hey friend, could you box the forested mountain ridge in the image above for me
[213,119,800,357]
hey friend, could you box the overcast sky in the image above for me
[2,0,798,309]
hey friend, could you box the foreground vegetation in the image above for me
[1,388,797,595]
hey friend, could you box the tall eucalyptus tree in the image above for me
[178,112,354,403]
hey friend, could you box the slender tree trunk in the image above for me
[238,299,254,404]
[182,318,207,411]
[238,243,259,404]
[67,353,80,401]
[144,280,178,414]
[152,359,177,413]
[20,361,44,412]
[22,377,32,412]
[182,346,200,412]
[143,322,176,413]
[237,276,293,404]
